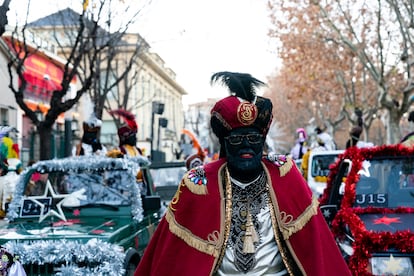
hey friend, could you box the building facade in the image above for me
[22,8,187,162]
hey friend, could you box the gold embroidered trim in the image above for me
[268,197,298,276]
[279,157,293,177]
[213,165,232,274]
[183,172,208,195]
[169,181,185,212]
[165,208,220,257]
[279,196,319,240]
[211,111,233,130]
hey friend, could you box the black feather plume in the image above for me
[210,71,265,102]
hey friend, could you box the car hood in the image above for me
[0,217,131,241]
[358,213,414,233]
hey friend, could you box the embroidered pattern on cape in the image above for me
[279,196,319,240]
[165,208,221,257]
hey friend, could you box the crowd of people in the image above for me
[289,108,376,167]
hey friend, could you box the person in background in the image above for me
[0,126,20,174]
[73,118,106,156]
[108,109,143,157]
[73,96,106,156]
[313,127,336,151]
[345,109,373,149]
[401,111,414,147]
[134,71,351,276]
[346,125,363,149]
[0,125,22,213]
[185,152,205,170]
[346,108,363,149]
[301,127,335,178]
[25,172,49,196]
[290,128,308,160]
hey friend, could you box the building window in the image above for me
[0,108,8,125]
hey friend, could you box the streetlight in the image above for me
[157,117,168,151]
[150,101,164,160]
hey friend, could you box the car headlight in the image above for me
[369,255,414,276]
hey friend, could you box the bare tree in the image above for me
[0,0,11,36]
[31,2,158,130]
[6,1,146,159]
[269,0,414,144]
[267,0,380,145]
[314,0,414,144]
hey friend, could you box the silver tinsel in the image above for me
[4,239,126,276]
[7,155,147,222]
[2,155,152,274]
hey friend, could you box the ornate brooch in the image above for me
[184,167,208,195]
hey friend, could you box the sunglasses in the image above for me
[224,133,263,145]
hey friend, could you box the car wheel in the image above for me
[125,261,137,276]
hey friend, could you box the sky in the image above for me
[134,0,279,106]
[7,0,280,107]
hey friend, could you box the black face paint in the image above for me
[224,127,264,182]
[82,132,98,145]
[124,135,137,146]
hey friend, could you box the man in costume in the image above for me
[289,128,308,160]
[73,96,107,156]
[108,109,143,157]
[185,152,205,170]
[135,72,351,275]
[73,119,107,156]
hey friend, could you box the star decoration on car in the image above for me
[358,160,371,177]
[28,180,70,223]
[373,215,401,225]
[323,209,331,218]
[383,255,403,275]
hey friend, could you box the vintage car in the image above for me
[0,155,161,276]
[320,144,414,275]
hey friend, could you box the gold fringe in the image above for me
[268,199,300,276]
[183,173,208,195]
[165,208,220,257]
[279,157,293,177]
[279,196,319,240]
[214,167,233,274]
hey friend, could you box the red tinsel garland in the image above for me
[321,144,414,275]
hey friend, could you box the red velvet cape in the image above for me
[135,158,351,276]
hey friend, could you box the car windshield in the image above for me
[150,166,187,188]
[24,169,135,206]
[311,154,339,178]
[354,156,414,208]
